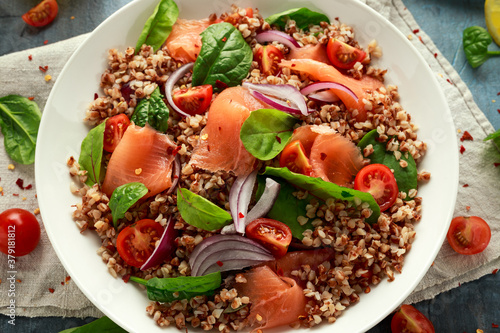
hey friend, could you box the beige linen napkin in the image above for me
[0,0,499,319]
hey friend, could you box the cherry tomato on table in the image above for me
[354,164,398,211]
[22,0,59,27]
[246,218,292,258]
[255,45,284,76]
[326,38,367,70]
[116,219,164,268]
[172,84,213,116]
[103,113,130,153]
[446,216,491,255]
[391,304,435,333]
[279,140,313,176]
[0,208,41,257]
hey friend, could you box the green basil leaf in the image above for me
[130,271,222,302]
[131,87,169,132]
[78,121,106,186]
[265,8,329,31]
[240,109,299,160]
[357,129,417,199]
[135,0,179,53]
[0,95,41,164]
[59,316,126,333]
[462,26,500,68]
[177,188,232,231]
[192,22,253,91]
[109,182,148,228]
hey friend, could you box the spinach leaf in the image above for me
[131,87,169,132]
[357,129,417,199]
[78,121,106,186]
[484,128,500,148]
[109,182,148,228]
[240,109,299,160]
[463,26,500,68]
[265,8,329,31]
[0,95,41,164]
[59,316,126,333]
[135,0,179,53]
[130,271,222,302]
[192,22,253,91]
[177,188,232,231]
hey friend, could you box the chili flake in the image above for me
[44,40,48,45]
[434,53,438,58]
[13,193,19,197]
[71,16,75,20]
[8,164,15,170]
[28,55,33,61]
[222,37,227,42]
[494,163,500,167]
[460,131,473,141]
[94,93,98,100]
[466,206,471,211]
[413,29,420,34]
[34,208,40,215]
[275,135,282,144]
[39,65,48,72]
[28,96,35,101]
[216,260,224,267]
[446,78,453,85]
[493,323,499,328]
[49,288,55,293]
[460,145,465,154]
[463,184,469,187]
[320,152,327,161]
[122,274,131,283]
[238,212,245,218]
[493,269,499,275]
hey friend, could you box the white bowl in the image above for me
[35,0,458,332]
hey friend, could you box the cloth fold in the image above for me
[0,0,499,319]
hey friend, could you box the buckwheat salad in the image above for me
[68,0,430,331]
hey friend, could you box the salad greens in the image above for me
[131,87,170,132]
[59,316,126,333]
[192,22,253,91]
[463,26,500,68]
[135,0,179,53]
[78,121,106,186]
[240,109,299,160]
[265,7,329,31]
[0,95,41,165]
[177,188,232,231]
[109,182,148,228]
[130,272,222,302]
[358,129,417,199]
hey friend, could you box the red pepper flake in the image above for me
[418,36,423,43]
[16,178,25,189]
[493,323,499,328]
[61,281,65,286]
[413,29,420,34]
[216,260,223,267]
[215,79,228,90]
[494,163,500,167]
[28,55,33,61]
[460,131,473,141]
[466,206,471,211]
[207,145,210,152]
[497,92,500,96]
[463,184,469,187]
[25,184,32,190]
[94,93,98,100]
[238,212,245,218]
[291,63,296,67]
[493,269,499,275]
[221,37,227,42]
[44,40,48,45]
[171,145,182,156]
[446,78,453,85]
[498,109,500,114]
[39,65,48,73]
[320,152,327,161]
[275,135,282,144]
[65,276,71,284]
[460,145,465,154]
[49,288,55,293]
[16,279,22,283]
[434,53,438,58]
[122,274,131,283]
[13,193,19,197]
[335,17,339,21]
[28,96,35,101]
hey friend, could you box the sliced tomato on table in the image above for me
[246,218,292,258]
[279,140,313,176]
[172,84,213,116]
[326,38,367,70]
[391,304,435,333]
[446,216,491,255]
[255,45,284,76]
[103,113,130,153]
[116,219,164,268]
[354,164,398,211]
[0,208,41,257]
[22,0,59,27]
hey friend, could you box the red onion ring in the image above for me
[140,215,176,270]
[242,82,308,116]
[166,155,181,195]
[307,90,340,103]
[256,30,301,50]
[164,62,195,118]
[229,170,258,234]
[251,91,302,114]
[300,81,358,103]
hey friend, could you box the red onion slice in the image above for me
[256,30,301,50]
[242,82,308,116]
[166,155,181,195]
[140,216,176,270]
[300,81,358,103]
[251,91,302,114]
[307,90,340,103]
[164,62,195,118]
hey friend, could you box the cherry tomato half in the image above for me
[279,140,313,176]
[391,304,435,333]
[255,45,284,76]
[0,208,41,257]
[446,216,491,255]
[103,114,130,153]
[172,84,213,116]
[354,164,398,211]
[246,218,292,258]
[22,0,59,27]
[116,219,164,268]
[326,38,367,70]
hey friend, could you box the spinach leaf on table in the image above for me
[58,316,126,333]
[265,8,329,31]
[109,182,148,228]
[240,108,299,160]
[192,22,253,91]
[131,87,169,132]
[78,121,106,186]
[463,26,500,68]
[0,95,41,165]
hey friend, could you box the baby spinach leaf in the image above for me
[78,121,106,186]
[463,26,500,68]
[177,188,232,231]
[192,22,253,91]
[0,95,41,165]
[131,87,169,132]
[240,109,299,160]
[265,8,329,31]
[109,182,148,228]
[135,0,179,53]
[357,129,417,199]
[59,316,126,333]
[130,271,222,302]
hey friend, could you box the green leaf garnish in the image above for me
[109,182,148,228]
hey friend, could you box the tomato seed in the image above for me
[454,231,470,246]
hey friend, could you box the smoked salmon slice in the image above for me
[188,87,265,177]
[102,124,177,198]
[235,265,307,330]
[288,43,331,65]
[165,18,212,63]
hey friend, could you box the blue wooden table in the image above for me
[1,0,499,332]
